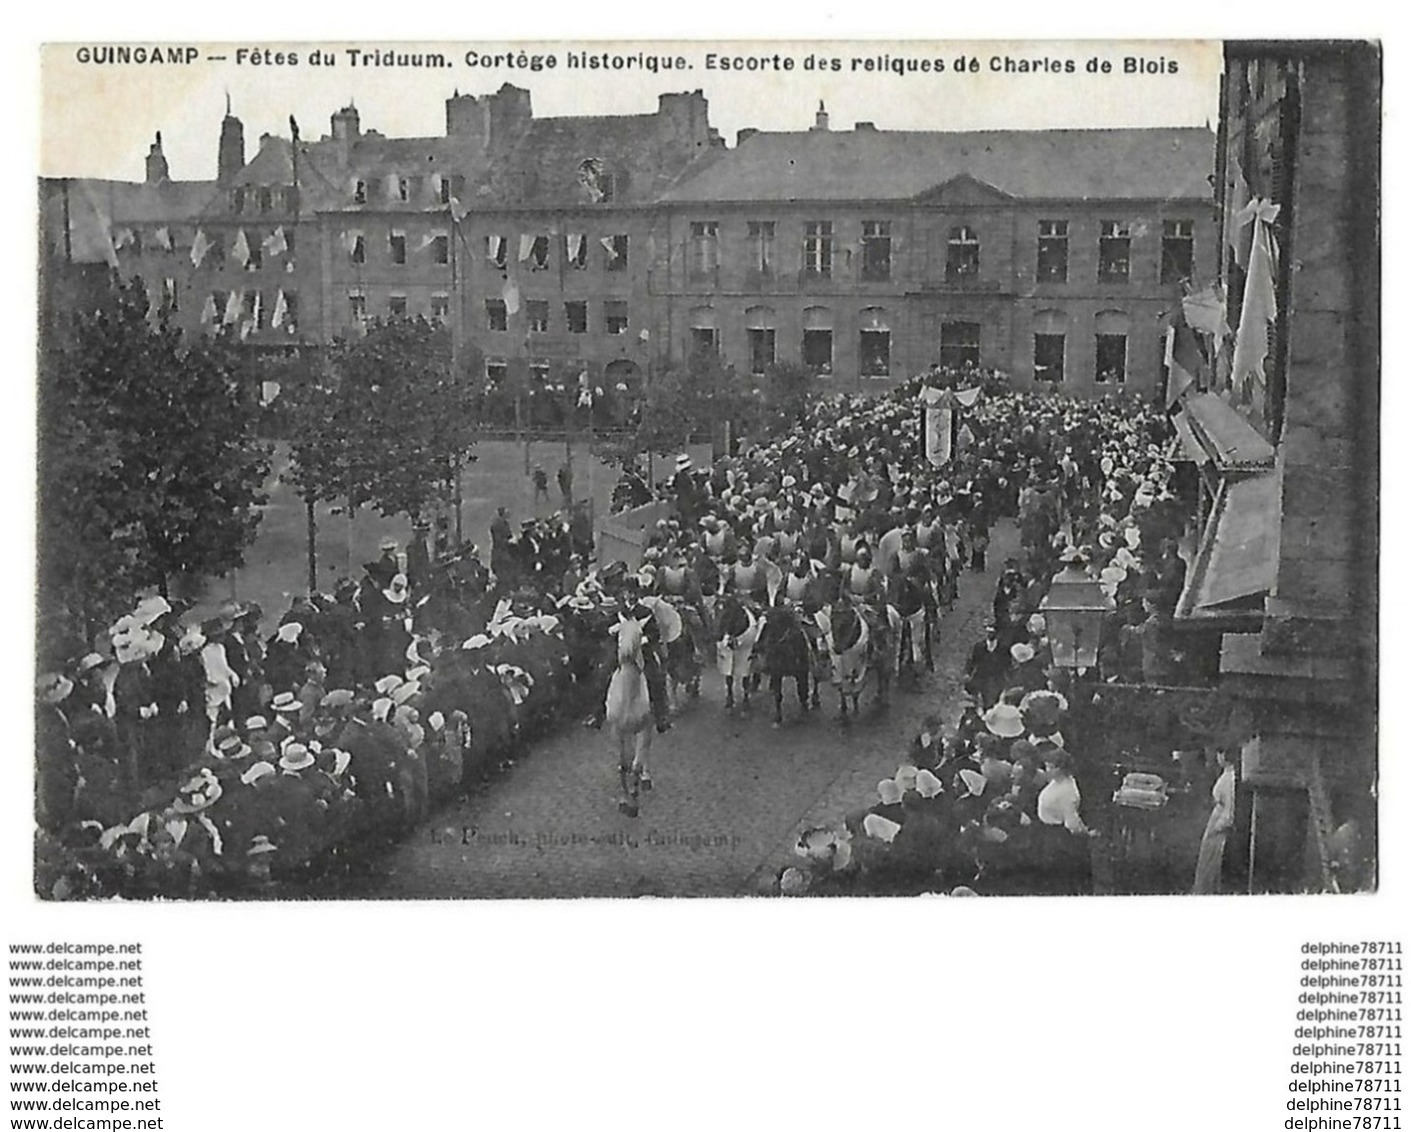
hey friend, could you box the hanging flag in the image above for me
[231,228,250,267]
[271,289,288,329]
[239,321,253,341]
[518,234,535,262]
[153,226,172,252]
[262,226,288,258]
[78,183,119,267]
[1225,154,1253,269]
[200,294,217,325]
[1230,199,1280,412]
[340,230,362,255]
[249,291,262,327]
[190,228,211,268]
[260,381,282,407]
[448,196,467,224]
[112,227,135,251]
[568,233,585,263]
[223,290,242,325]
[576,370,593,409]
[919,387,955,467]
[1182,283,1230,342]
[955,385,982,408]
[598,235,617,256]
[1164,326,1198,410]
[501,277,521,316]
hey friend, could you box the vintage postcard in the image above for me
[34,38,1379,902]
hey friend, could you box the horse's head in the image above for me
[717,593,748,640]
[828,602,861,650]
[610,613,649,666]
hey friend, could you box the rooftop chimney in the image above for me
[854,121,876,132]
[812,100,830,131]
[217,100,245,184]
[145,131,169,185]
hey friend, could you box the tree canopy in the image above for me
[283,317,479,524]
[38,276,271,630]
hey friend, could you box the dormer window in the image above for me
[353,180,367,204]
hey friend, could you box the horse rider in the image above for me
[617,575,673,734]
[726,544,771,606]
[655,543,711,642]
[701,515,737,564]
[891,527,936,674]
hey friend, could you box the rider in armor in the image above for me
[728,545,770,605]
[845,543,883,601]
[619,576,673,734]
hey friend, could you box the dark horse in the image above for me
[825,599,893,723]
[714,592,761,712]
[757,600,814,727]
[890,570,935,686]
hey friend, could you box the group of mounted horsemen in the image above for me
[586,502,982,814]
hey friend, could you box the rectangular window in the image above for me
[1099,221,1131,282]
[940,321,982,370]
[353,181,367,205]
[246,239,263,271]
[1161,219,1195,284]
[431,235,449,265]
[529,235,551,271]
[566,234,588,270]
[689,221,719,277]
[690,327,719,356]
[946,226,981,280]
[389,232,407,265]
[486,299,508,332]
[397,177,410,203]
[430,294,450,322]
[526,300,549,333]
[389,295,408,318]
[861,221,892,281]
[860,329,891,377]
[162,278,179,313]
[350,234,366,265]
[604,300,629,335]
[747,221,775,275]
[486,360,508,386]
[1034,334,1065,382]
[565,300,588,334]
[232,188,246,215]
[804,221,834,277]
[283,292,299,332]
[257,187,273,213]
[348,292,366,322]
[747,328,776,375]
[803,329,833,374]
[486,236,508,270]
[281,186,300,213]
[1095,333,1128,383]
[529,361,551,387]
[1037,220,1069,283]
[438,176,452,205]
[285,229,297,258]
[604,234,629,272]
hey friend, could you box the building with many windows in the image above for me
[42,88,1215,401]
[656,105,1216,394]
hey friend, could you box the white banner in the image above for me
[925,404,953,466]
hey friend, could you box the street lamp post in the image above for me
[1040,555,1115,673]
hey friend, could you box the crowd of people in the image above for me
[37,360,1199,896]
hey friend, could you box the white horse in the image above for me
[605,614,654,817]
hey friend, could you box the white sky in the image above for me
[40,39,1223,182]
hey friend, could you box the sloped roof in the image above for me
[41,178,220,264]
[662,127,1215,203]
[478,113,719,208]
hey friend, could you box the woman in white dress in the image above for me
[1193,747,1237,894]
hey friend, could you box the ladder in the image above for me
[1305,752,1341,894]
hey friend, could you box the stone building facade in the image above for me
[1173,42,1379,891]
[43,87,1216,403]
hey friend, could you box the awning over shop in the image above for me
[1180,392,1276,471]
[1170,411,1209,465]
[1176,470,1279,623]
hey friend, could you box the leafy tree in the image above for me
[756,361,815,434]
[287,317,480,534]
[637,350,752,458]
[38,276,271,630]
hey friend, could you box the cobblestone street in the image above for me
[352,525,1016,899]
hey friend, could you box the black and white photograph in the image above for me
[32,38,1379,905]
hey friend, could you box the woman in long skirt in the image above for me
[1193,747,1236,894]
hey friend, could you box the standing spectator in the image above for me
[532,464,550,505]
[557,462,574,510]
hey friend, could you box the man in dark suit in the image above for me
[965,622,1009,709]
